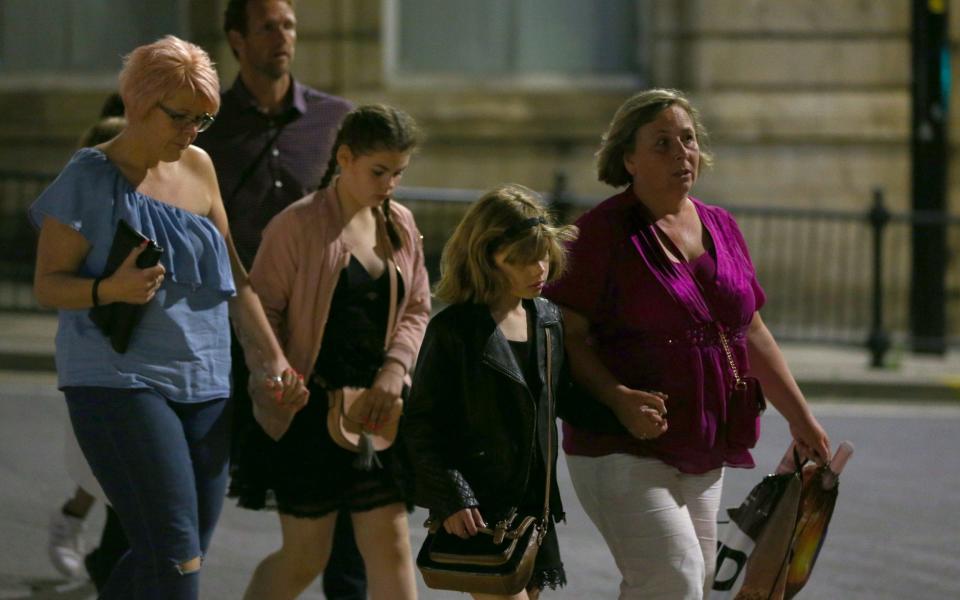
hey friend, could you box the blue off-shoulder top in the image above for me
[28,148,236,403]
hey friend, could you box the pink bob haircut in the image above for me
[118,35,220,121]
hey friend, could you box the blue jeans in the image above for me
[65,387,231,600]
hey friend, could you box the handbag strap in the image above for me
[225,116,291,205]
[716,326,746,390]
[384,257,398,350]
[380,199,400,351]
[539,327,554,535]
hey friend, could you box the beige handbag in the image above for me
[326,259,402,469]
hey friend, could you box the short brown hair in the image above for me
[224,0,294,35]
[224,0,295,58]
[435,184,578,306]
[595,88,713,188]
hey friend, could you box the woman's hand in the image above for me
[277,367,310,408]
[100,243,166,305]
[361,360,405,430]
[443,507,486,539]
[609,386,669,440]
[252,366,309,411]
[789,414,831,465]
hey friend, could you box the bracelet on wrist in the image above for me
[92,276,104,307]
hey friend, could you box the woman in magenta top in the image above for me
[544,88,831,600]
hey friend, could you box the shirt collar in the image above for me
[229,75,306,116]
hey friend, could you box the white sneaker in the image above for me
[48,511,87,578]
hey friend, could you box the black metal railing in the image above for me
[0,170,53,311]
[396,182,960,363]
[3,170,958,362]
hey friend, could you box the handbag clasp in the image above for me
[492,509,518,544]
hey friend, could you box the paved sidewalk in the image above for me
[1,311,958,400]
[0,312,57,372]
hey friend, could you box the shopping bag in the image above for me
[712,466,803,599]
[712,441,853,600]
[784,441,853,598]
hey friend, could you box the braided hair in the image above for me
[319,104,422,251]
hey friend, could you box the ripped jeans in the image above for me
[65,387,231,600]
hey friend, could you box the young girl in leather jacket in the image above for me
[405,184,577,600]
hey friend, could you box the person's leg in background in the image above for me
[48,486,94,578]
[66,387,230,600]
[322,509,368,599]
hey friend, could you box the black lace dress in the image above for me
[508,337,567,591]
[229,256,412,517]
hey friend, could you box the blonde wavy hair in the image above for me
[435,184,578,305]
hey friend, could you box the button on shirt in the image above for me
[195,77,352,269]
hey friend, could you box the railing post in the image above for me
[549,170,573,224]
[867,188,891,368]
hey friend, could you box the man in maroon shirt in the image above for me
[194,2,360,598]
[198,0,352,269]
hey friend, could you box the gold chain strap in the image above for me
[716,324,746,391]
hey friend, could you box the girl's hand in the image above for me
[100,242,166,305]
[253,367,308,410]
[360,360,405,430]
[443,507,486,539]
[277,367,309,409]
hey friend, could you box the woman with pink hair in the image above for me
[29,36,306,599]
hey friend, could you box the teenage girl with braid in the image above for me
[231,104,430,600]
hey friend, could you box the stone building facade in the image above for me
[1,0,958,344]
[2,0,955,213]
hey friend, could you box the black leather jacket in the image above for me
[405,297,565,523]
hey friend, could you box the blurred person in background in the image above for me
[193,3,362,595]
[47,112,129,590]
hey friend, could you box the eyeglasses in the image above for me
[157,103,215,132]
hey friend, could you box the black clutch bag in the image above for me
[88,219,164,353]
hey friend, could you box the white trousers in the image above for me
[567,453,723,600]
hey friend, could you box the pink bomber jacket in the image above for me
[248,184,432,380]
